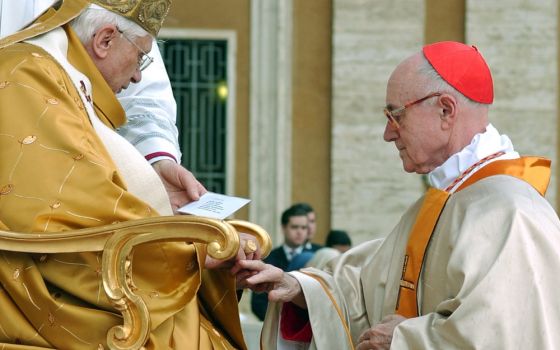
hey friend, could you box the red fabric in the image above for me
[280,302,313,342]
[145,151,177,163]
[423,41,493,104]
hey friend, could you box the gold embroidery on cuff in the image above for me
[0,184,14,195]
[21,135,37,145]
[399,279,416,290]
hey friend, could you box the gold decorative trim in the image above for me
[301,271,356,350]
[0,0,89,50]
[399,279,415,290]
[92,0,171,37]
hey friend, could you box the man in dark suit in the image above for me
[250,205,312,320]
[293,202,322,252]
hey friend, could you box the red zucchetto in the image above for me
[423,41,494,104]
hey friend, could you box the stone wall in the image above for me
[332,0,426,244]
[467,0,558,204]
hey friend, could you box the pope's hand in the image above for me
[356,314,406,350]
[204,232,261,271]
[152,159,206,213]
[237,232,262,262]
[233,260,306,307]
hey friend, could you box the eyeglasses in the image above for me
[383,92,442,129]
[116,27,154,72]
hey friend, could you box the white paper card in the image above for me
[177,192,251,220]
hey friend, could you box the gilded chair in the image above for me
[0,215,271,350]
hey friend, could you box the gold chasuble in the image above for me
[395,156,551,318]
[0,18,245,350]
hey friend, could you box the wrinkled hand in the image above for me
[233,260,306,307]
[238,232,262,261]
[357,314,406,350]
[205,232,261,271]
[152,159,207,212]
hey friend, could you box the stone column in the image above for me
[249,0,293,242]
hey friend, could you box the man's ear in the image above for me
[438,94,457,130]
[90,25,119,59]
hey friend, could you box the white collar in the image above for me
[427,124,519,192]
[283,244,304,261]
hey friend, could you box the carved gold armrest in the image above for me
[0,216,239,350]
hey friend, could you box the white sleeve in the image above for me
[116,39,181,163]
[0,0,54,37]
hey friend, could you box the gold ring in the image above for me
[243,240,257,254]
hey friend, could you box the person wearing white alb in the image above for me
[0,0,206,211]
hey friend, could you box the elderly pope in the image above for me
[0,0,251,349]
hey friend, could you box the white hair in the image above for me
[70,5,150,44]
[417,55,484,108]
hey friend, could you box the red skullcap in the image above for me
[423,41,494,104]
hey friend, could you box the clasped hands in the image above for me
[230,260,407,348]
[232,260,307,307]
[204,232,262,274]
[154,159,406,347]
[356,314,406,350]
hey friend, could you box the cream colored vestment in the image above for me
[263,175,560,349]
